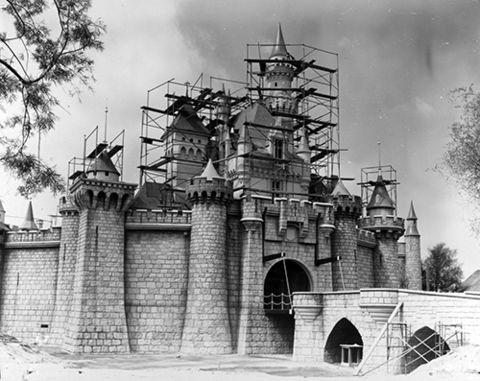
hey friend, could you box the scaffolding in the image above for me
[359,165,399,216]
[137,40,342,205]
[67,125,125,191]
[245,42,341,181]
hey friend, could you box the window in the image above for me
[272,180,282,197]
[273,139,283,159]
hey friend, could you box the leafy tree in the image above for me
[0,0,105,197]
[443,86,480,232]
[423,243,463,292]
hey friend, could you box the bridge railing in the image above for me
[263,293,292,312]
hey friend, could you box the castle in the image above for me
[0,25,479,374]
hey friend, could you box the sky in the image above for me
[2,0,480,278]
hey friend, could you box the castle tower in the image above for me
[51,195,79,345]
[64,152,135,353]
[330,181,362,290]
[265,24,296,121]
[181,160,233,354]
[358,175,404,288]
[404,201,422,290]
[215,86,232,175]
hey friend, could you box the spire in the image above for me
[21,201,38,231]
[0,199,5,224]
[407,200,417,220]
[269,23,289,59]
[199,159,222,181]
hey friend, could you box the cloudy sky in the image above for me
[2,0,480,278]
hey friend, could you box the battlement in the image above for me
[357,228,377,248]
[186,176,233,204]
[126,209,192,225]
[331,194,362,217]
[358,215,404,231]
[4,228,61,248]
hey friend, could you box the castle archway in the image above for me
[324,318,363,365]
[263,259,312,312]
[262,258,311,354]
[405,326,450,373]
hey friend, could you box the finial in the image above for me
[104,105,108,143]
[377,141,382,171]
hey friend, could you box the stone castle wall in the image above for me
[0,229,60,343]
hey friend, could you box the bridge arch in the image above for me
[405,326,450,373]
[324,318,363,364]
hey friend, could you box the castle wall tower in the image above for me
[181,160,233,354]
[404,201,422,290]
[51,195,79,345]
[64,153,135,353]
[330,181,362,290]
[358,175,404,288]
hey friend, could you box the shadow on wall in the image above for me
[405,326,450,373]
[324,318,363,364]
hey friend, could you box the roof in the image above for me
[21,201,38,231]
[331,180,351,197]
[233,102,275,151]
[407,201,418,220]
[87,151,120,175]
[131,182,187,210]
[164,104,210,138]
[198,159,222,181]
[269,23,289,59]
[366,175,395,210]
[461,269,480,292]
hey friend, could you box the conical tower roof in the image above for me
[407,200,417,220]
[269,23,289,59]
[21,201,38,231]
[87,151,119,176]
[0,199,5,213]
[331,179,351,197]
[366,175,395,212]
[198,159,222,181]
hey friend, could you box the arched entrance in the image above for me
[263,259,311,313]
[263,259,311,354]
[324,318,363,365]
[405,326,450,373]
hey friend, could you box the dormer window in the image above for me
[273,139,284,159]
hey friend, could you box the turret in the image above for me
[64,152,135,353]
[404,201,422,290]
[265,24,296,118]
[330,181,362,290]
[358,175,404,288]
[181,160,233,354]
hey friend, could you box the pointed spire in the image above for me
[366,175,395,215]
[199,159,221,181]
[21,201,38,231]
[269,23,289,59]
[407,201,417,220]
[0,199,5,224]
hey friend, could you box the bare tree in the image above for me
[0,0,105,197]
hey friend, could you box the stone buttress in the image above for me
[64,156,135,353]
[180,160,233,354]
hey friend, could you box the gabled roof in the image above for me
[366,175,395,211]
[331,180,351,197]
[164,104,210,138]
[233,102,275,150]
[269,23,289,59]
[461,269,480,292]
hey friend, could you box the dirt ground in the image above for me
[0,335,479,381]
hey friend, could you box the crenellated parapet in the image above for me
[186,176,233,205]
[70,178,136,212]
[331,194,362,218]
[4,228,61,249]
[358,215,405,239]
[58,195,78,216]
[126,209,192,225]
[357,229,377,248]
